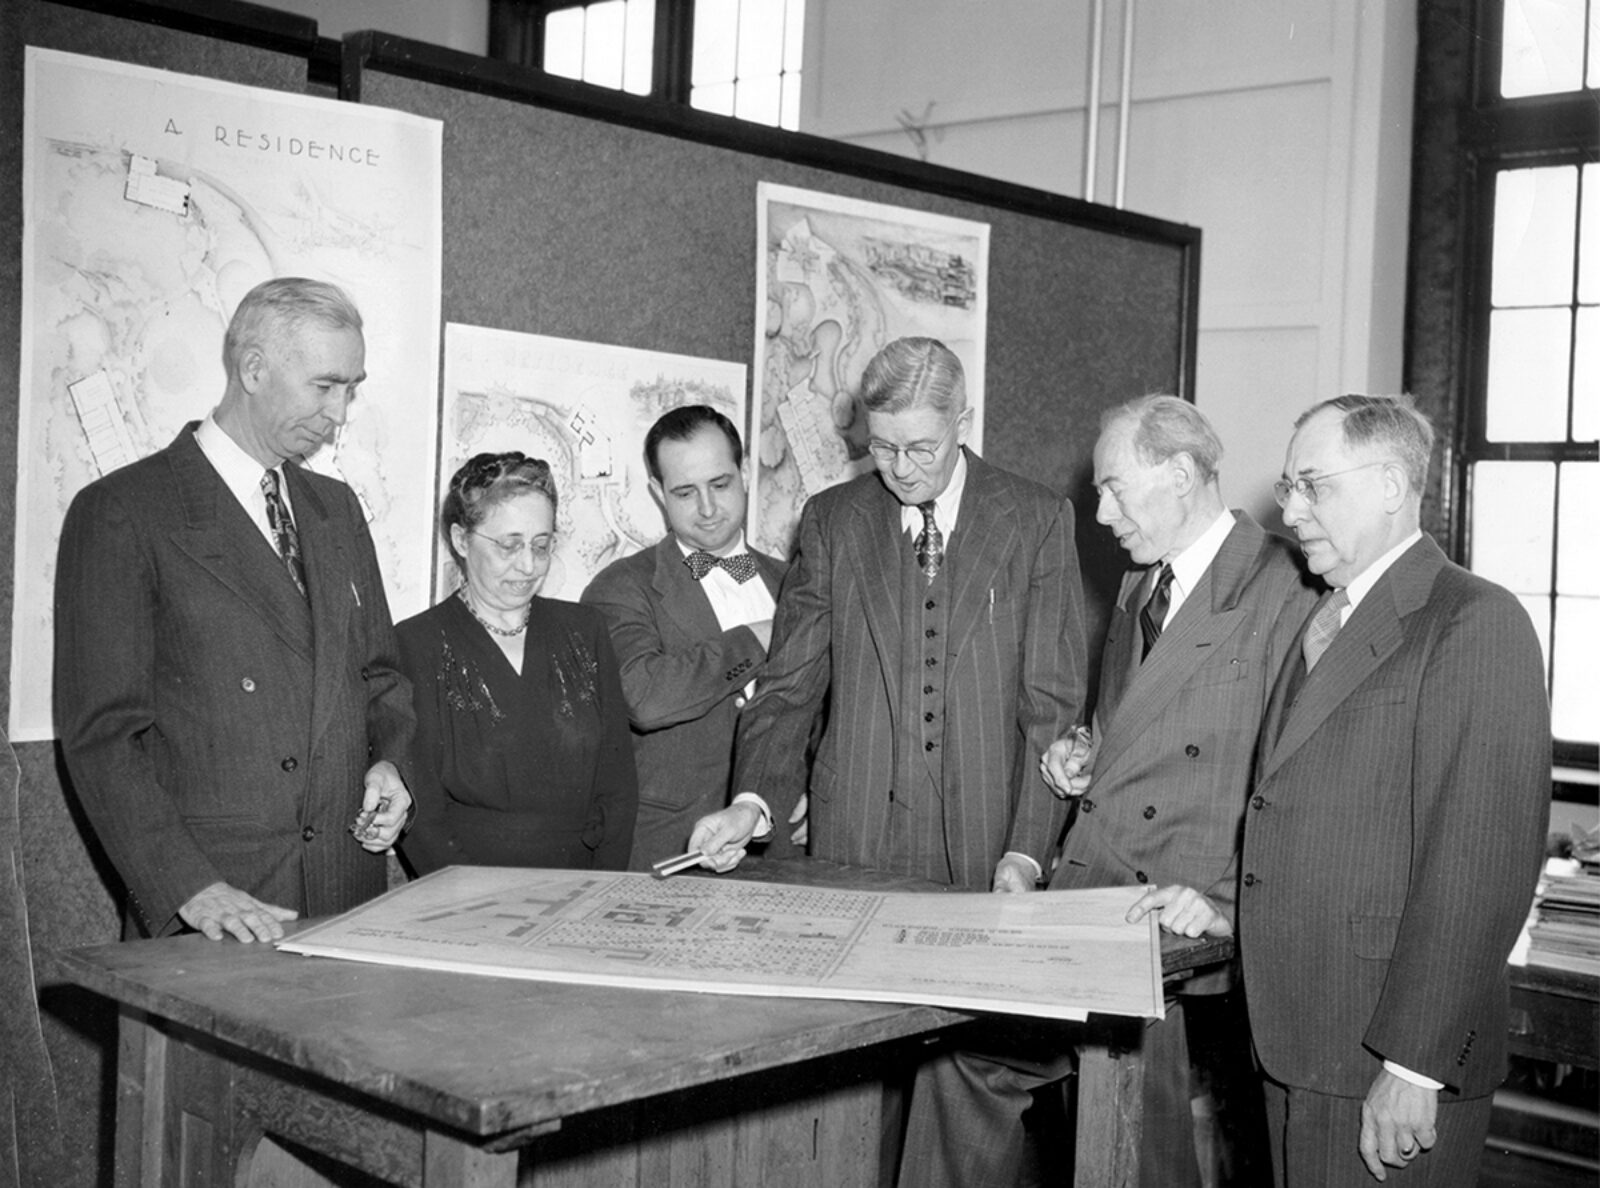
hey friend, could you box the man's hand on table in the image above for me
[689,801,765,872]
[991,853,1039,894]
[179,880,298,943]
[1126,884,1232,938]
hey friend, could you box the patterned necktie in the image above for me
[915,501,944,583]
[685,550,759,583]
[261,469,308,598]
[1302,589,1350,672]
[1139,563,1174,660]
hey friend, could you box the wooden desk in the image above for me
[56,860,1229,1188]
[1507,963,1600,1070]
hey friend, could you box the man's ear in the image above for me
[237,345,268,393]
[1379,461,1408,512]
[1167,451,1198,498]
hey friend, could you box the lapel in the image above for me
[1258,536,1441,780]
[945,453,1023,661]
[1093,513,1262,779]
[850,476,910,715]
[164,428,314,663]
[650,535,723,641]
[286,463,360,746]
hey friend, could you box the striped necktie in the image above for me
[1302,589,1350,672]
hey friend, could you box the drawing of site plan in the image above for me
[278,867,1162,1021]
[750,183,989,559]
[438,324,747,603]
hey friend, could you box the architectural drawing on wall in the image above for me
[751,183,989,558]
[12,48,442,742]
[280,866,1164,1022]
[438,325,748,603]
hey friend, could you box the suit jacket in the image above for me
[1241,535,1549,1098]
[580,535,786,868]
[1051,514,1318,975]
[54,426,415,936]
[732,450,1087,889]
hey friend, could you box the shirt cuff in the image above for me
[1003,851,1042,882]
[731,792,774,841]
[1382,1060,1444,1090]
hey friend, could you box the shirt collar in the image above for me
[1164,508,1236,603]
[1342,529,1424,612]
[900,449,969,536]
[194,413,288,508]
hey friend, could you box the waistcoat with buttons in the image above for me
[897,530,952,802]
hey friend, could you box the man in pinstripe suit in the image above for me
[1242,395,1548,1186]
[899,396,1318,1188]
[54,278,414,944]
[689,336,1086,893]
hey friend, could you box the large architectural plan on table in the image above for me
[278,867,1163,1021]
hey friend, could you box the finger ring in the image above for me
[1400,1144,1416,1158]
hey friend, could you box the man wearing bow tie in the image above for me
[581,405,787,870]
[690,337,1086,893]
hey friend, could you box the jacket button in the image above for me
[360,666,372,680]
[240,678,256,693]
[1142,805,1156,819]
[281,757,298,772]
[1135,871,1148,883]
[1243,873,1258,887]
[734,696,747,709]
[925,628,937,638]
[924,711,935,722]
[1081,799,1094,813]
[923,684,934,694]
[1251,795,1267,810]
[924,741,935,751]
[1185,744,1200,758]
[925,599,935,610]
[925,657,937,668]
[301,826,316,842]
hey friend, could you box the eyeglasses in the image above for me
[471,531,556,562]
[866,416,962,467]
[1272,461,1395,508]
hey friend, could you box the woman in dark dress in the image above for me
[396,453,637,874]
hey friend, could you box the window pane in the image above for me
[1472,461,1556,593]
[1501,0,1587,98]
[737,0,785,80]
[1492,166,1578,308]
[691,81,735,116]
[583,1,626,89]
[780,71,801,130]
[735,74,781,125]
[1580,164,1599,305]
[1576,306,1599,440]
[783,0,805,73]
[544,7,586,80]
[1552,595,1600,744]
[1557,462,1600,594]
[694,0,738,85]
[623,0,654,94]
[1486,308,1572,440]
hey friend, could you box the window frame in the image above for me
[490,0,696,104]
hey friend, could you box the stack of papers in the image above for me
[1526,828,1600,977]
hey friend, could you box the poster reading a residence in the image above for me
[437,324,747,603]
[751,183,989,558]
[14,48,442,741]
[280,866,1163,1022]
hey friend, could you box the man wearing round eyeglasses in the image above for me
[1242,395,1549,1186]
[689,336,1086,898]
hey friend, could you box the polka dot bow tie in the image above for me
[685,550,759,584]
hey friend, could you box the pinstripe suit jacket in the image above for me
[54,427,415,936]
[1240,535,1549,1098]
[732,451,1087,889]
[1050,514,1317,970]
[581,534,786,869]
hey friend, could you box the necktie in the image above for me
[915,501,944,583]
[685,550,759,583]
[1139,563,1174,660]
[261,469,308,598]
[1302,589,1350,672]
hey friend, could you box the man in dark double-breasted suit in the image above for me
[690,336,1086,893]
[582,406,786,870]
[55,277,414,943]
[900,396,1318,1188]
[1242,395,1549,1186]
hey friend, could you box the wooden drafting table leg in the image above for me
[422,1130,518,1187]
[1074,1017,1145,1188]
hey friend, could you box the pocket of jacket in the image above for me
[1350,914,1401,959]
[811,755,837,804]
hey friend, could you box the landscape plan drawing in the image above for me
[13,48,442,741]
[751,183,989,558]
[278,866,1164,1022]
[438,324,748,603]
